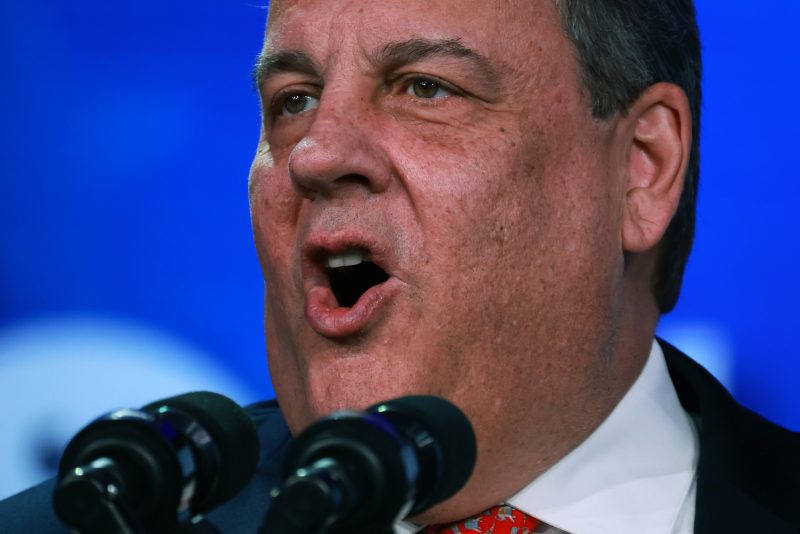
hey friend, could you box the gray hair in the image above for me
[554,0,702,313]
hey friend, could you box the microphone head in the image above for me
[276,394,476,532]
[55,391,259,532]
[142,391,259,510]
[367,395,476,514]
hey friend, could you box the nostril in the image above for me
[333,174,373,191]
[292,173,375,200]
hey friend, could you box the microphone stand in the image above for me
[54,458,221,534]
[260,506,394,534]
[54,457,140,534]
[258,481,396,534]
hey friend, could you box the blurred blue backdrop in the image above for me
[0,0,798,499]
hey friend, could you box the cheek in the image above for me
[249,160,300,268]
[392,125,514,218]
[397,114,617,328]
[397,130,544,265]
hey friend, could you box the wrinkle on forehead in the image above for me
[263,0,571,72]
[264,0,364,77]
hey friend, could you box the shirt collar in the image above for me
[506,340,699,534]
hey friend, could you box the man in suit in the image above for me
[1,0,798,532]
[245,0,799,531]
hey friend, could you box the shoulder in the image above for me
[0,479,65,533]
[659,339,800,532]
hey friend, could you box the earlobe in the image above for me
[621,83,692,253]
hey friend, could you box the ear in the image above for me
[620,83,692,253]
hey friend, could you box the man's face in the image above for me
[250,0,628,519]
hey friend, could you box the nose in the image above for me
[288,95,392,200]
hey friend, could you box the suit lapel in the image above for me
[660,339,800,533]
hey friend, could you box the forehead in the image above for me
[264,0,569,71]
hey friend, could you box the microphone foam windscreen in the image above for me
[372,395,477,505]
[144,391,259,509]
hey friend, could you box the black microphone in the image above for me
[53,391,259,534]
[262,395,476,534]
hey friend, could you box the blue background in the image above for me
[1,1,798,498]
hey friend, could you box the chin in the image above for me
[307,359,415,412]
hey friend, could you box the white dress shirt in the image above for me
[396,340,700,534]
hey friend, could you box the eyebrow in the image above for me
[371,38,504,93]
[373,38,488,71]
[252,49,321,89]
[252,38,503,93]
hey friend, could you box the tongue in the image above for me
[328,262,390,308]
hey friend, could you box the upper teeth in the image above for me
[326,249,366,269]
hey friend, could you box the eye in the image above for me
[279,93,320,116]
[406,79,452,99]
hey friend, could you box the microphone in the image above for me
[53,391,259,534]
[262,395,476,534]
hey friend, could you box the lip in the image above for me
[301,231,402,339]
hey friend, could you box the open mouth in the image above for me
[325,248,390,308]
[303,240,400,338]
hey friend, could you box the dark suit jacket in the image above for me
[660,340,800,532]
[1,341,798,532]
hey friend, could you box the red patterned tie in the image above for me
[421,504,539,533]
